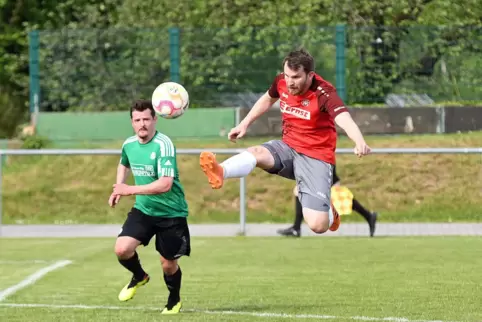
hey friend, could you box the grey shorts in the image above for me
[261,140,334,212]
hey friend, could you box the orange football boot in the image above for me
[199,152,225,189]
[329,204,341,231]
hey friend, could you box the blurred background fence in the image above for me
[30,25,482,112]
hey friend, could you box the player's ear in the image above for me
[308,71,315,79]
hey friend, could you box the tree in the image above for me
[1,0,481,129]
[338,0,482,103]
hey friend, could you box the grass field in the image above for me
[2,132,482,224]
[0,236,481,322]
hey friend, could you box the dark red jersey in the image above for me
[268,73,348,164]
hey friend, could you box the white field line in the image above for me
[0,260,50,264]
[0,260,72,301]
[0,302,457,322]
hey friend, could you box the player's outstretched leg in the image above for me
[302,205,340,234]
[277,185,305,237]
[199,146,274,189]
[160,258,183,315]
[199,151,228,189]
[329,204,341,231]
[352,198,378,237]
[282,185,340,235]
[297,183,340,234]
[115,237,150,302]
[368,212,378,237]
[277,196,303,237]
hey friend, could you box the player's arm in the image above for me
[124,138,176,195]
[334,112,366,146]
[116,164,130,184]
[239,91,279,128]
[322,92,370,156]
[229,75,280,141]
[109,148,131,207]
[113,176,173,196]
[240,75,281,127]
[117,146,131,182]
[128,177,173,195]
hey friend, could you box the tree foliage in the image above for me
[1,0,481,135]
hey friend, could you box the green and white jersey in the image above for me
[120,131,188,218]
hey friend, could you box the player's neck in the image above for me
[298,77,313,96]
[138,131,157,144]
[298,78,313,96]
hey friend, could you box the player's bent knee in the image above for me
[309,222,329,234]
[114,244,134,259]
[160,256,178,275]
[305,215,329,234]
[114,237,139,259]
[302,208,330,234]
[246,145,275,170]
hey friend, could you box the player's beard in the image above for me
[287,87,297,95]
[289,76,310,96]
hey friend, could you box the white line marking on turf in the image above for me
[0,260,50,264]
[0,303,457,322]
[0,260,72,301]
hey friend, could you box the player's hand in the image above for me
[228,123,248,142]
[354,141,371,157]
[108,193,121,208]
[112,183,134,196]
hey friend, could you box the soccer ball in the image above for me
[151,82,189,119]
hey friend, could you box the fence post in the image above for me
[335,24,347,103]
[436,106,446,134]
[0,153,3,237]
[169,27,181,83]
[239,177,246,235]
[29,30,41,114]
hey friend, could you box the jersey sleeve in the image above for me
[268,74,283,98]
[119,146,130,167]
[319,90,349,118]
[156,136,176,178]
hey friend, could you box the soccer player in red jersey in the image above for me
[199,48,371,234]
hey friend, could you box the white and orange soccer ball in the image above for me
[151,82,189,119]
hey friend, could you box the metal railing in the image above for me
[1,147,481,236]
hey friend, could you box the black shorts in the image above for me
[118,208,191,260]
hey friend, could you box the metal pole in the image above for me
[335,24,347,102]
[0,147,481,155]
[28,30,41,114]
[239,177,246,236]
[0,153,3,237]
[168,27,181,83]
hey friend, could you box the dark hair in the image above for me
[130,99,155,119]
[282,48,315,73]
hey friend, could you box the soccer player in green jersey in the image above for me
[108,99,189,315]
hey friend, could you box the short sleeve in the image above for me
[156,135,176,177]
[319,90,349,118]
[268,74,283,98]
[120,146,130,167]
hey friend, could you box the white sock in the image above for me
[328,207,334,227]
[221,151,257,179]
